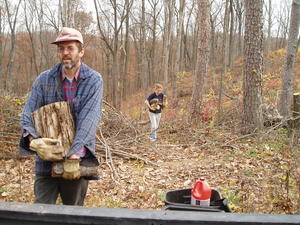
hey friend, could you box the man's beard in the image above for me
[62,58,78,70]
[63,63,74,70]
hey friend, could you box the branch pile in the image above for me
[95,101,155,181]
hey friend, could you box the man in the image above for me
[145,83,167,142]
[19,27,103,205]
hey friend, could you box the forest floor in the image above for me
[0,48,300,214]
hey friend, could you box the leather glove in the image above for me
[29,138,65,161]
[63,159,81,180]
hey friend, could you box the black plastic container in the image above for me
[164,188,231,212]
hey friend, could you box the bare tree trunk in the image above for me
[148,0,156,85]
[278,0,300,119]
[264,0,273,73]
[183,2,195,71]
[24,1,39,77]
[113,0,121,110]
[121,0,131,101]
[104,51,112,100]
[242,0,264,133]
[140,0,148,98]
[228,0,234,68]
[60,0,77,27]
[173,0,185,106]
[275,1,291,50]
[162,0,174,93]
[112,51,119,110]
[209,2,223,67]
[94,0,130,109]
[265,0,273,53]
[234,0,244,57]
[147,0,161,86]
[191,12,199,74]
[275,22,282,50]
[281,14,290,49]
[217,0,230,124]
[209,14,216,67]
[0,6,4,87]
[4,0,21,91]
[189,0,210,122]
[209,3,220,67]
[162,1,168,88]
[35,1,51,72]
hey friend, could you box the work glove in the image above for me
[62,159,81,180]
[29,138,65,161]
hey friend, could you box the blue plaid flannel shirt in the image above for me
[20,63,103,176]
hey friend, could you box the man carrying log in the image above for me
[19,27,103,206]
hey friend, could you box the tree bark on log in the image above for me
[31,101,98,177]
[32,101,75,157]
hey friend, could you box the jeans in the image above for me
[148,112,161,140]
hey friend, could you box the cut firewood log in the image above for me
[32,101,75,157]
[32,101,98,177]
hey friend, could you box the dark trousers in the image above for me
[34,175,89,205]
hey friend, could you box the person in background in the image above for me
[145,83,167,142]
[19,27,103,205]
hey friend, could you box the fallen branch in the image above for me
[96,143,157,166]
[222,133,256,146]
[98,129,121,181]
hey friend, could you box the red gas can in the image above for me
[191,177,212,206]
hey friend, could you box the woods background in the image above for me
[0,0,300,214]
[0,0,297,113]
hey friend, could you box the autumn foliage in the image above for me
[0,50,299,214]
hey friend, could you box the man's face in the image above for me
[58,41,84,70]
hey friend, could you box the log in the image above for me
[32,101,98,177]
[32,101,75,157]
[52,161,98,177]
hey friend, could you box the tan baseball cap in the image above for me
[51,27,84,45]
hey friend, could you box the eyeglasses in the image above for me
[58,46,76,53]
